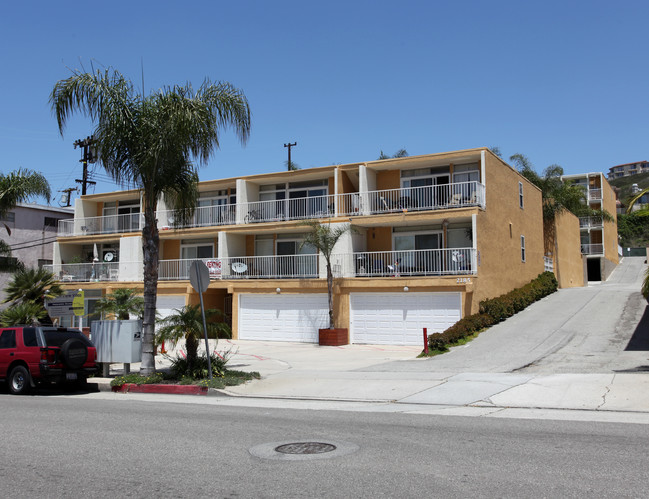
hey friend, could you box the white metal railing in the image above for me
[544,256,554,272]
[240,195,335,224]
[589,188,602,200]
[581,243,604,255]
[579,217,603,228]
[58,213,143,236]
[157,204,236,230]
[158,254,319,280]
[333,248,476,277]
[338,181,485,217]
[44,262,126,282]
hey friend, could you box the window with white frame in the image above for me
[521,235,526,262]
[180,239,214,259]
[519,182,524,209]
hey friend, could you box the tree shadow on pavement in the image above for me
[625,303,649,351]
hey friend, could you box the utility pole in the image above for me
[74,136,97,195]
[284,141,297,171]
[59,187,78,207]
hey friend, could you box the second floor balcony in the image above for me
[58,181,486,236]
[579,217,603,229]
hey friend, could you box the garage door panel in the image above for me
[350,292,461,346]
[239,294,328,342]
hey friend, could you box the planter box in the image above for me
[319,328,348,346]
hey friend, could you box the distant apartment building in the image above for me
[561,173,619,281]
[0,203,74,303]
[607,161,649,179]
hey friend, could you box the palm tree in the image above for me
[0,168,50,220]
[3,267,63,306]
[156,305,230,375]
[0,302,47,326]
[94,288,144,320]
[378,148,408,160]
[0,168,51,270]
[300,221,352,329]
[50,67,250,375]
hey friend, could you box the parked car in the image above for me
[0,326,97,394]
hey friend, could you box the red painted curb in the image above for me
[111,383,208,395]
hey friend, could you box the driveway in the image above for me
[365,256,648,374]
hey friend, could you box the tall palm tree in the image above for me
[94,288,144,320]
[156,305,230,376]
[0,168,51,270]
[300,221,352,329]
[50,67,250,375]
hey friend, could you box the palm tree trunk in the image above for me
[140,204,159,376]
[326,262,334,329]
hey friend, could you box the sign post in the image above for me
[189,260,213,381]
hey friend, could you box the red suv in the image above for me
[0,326,97,395]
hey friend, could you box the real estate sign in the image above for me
[44,290,85,317]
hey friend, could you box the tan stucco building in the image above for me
[49,148,568,345]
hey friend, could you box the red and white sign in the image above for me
[206,259,222,278]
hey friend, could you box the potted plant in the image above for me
[300,221,352,346]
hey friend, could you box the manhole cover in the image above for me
[274,442,337,455]
[250,440,358,461]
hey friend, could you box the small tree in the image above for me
[300,221,353,329]
[156,305,230,376]
[94,288,144,320]
[0,302,47,326]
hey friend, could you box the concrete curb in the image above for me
[90,380,232,397]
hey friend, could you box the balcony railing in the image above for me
[579,217,603,229]
[157,204,236,230]
[240,196,336,224]
[588,188,602,200]
[581,244,604,255]
[159,254,319,281]
[44,262,128,282]
[332,248,476,277]
[58,213,143,236]
[58,182,486,235]
[339,181,485,217]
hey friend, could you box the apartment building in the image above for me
[47,148,545,345]
[607,161,649,179]
[0,203,73,303]
[561,172,619,281]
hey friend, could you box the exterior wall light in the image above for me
[276,287,281,294]
[403,286,409,292]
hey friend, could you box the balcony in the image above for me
[58,213,143,237]
[581,244,604,255]
[579,217,603,229]
[57,182,486,236]
[159,254,319,280]
[44,262,124,282]
[343,181,485,217]
[334,248,476,277]
[588,188,602,201]
[158,204,236,230]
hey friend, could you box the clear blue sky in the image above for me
[1,0,647,205]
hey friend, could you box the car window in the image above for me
[0,330,17,349]
[43,330,93,347]
[23,328,39,347]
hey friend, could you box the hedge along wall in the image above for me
[427,271,558,352]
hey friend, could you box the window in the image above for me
[519,182,524,209]
[23,328,38,347]
[521,235,526,262]
[38,259,53,268]
[180,239,214,259]
[0,330,16,349]
[44,217,59,228]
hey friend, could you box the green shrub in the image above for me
[110,372,165,387]
[168,351,231,379]
[427,272,558,353]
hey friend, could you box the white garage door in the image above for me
[350,292,462,345]
[239,294,329,342]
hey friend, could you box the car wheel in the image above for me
[8,366,31,395]
[60,338,88,369]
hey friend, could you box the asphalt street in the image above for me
[2,395,648,498]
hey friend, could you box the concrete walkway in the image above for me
[92,257,649,419]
